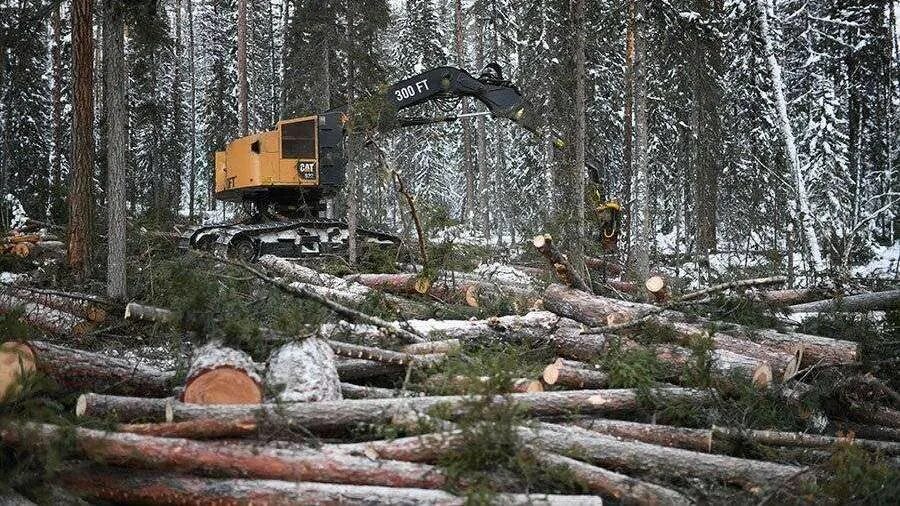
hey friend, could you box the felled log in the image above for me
[527,449,692,506]
[423,374,544,394]
[4,287,109,322]
[1,422,449,490]
[605,280,638,294]
[57,466,601,506]
[260,255,371,296]
[0,293,94,335]
[333,432,462,463]
[336,357,406,381]
[0,342,33,401]
[182,341,263,405]
[532,234,592,293]
[266,339,342,402]
[787,289,900,313]
[834,422,900,442]
[523,423,804,493]
[543,284,856,367]
[164,388,710,433]
[76,393,171,422]
[644,276,668,303]
[117,418,258,439]
[402,338,460,355]
[676,276,787,303]
[542,358,609,389]
[571,418,900,455]
[0,340,174,397]
[749,287,833,306]
[584,256,623,275]
[849,405,900,429]
[653,342,774,388]
[340,383,403,399]
[124,302,179,324]
[328,340,444,369]
[344,272,432,295]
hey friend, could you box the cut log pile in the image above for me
[0,229,65,259]
[2,251,898,505]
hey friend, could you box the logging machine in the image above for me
[183,64,555,261]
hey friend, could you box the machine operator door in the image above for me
[279,118,319,186]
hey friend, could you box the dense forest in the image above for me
[0,0,898,505]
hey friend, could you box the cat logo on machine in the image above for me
[297,161,318,182]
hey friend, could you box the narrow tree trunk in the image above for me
[118,418,258,439]
[104,0,126,299]
[455,0,475,223]
[76,393,171,422]
[475,20,490,237]
[68,0,94,277]
[187,0,197,219]
[787,290,900,313]
[631,0,650,288]
[51,3,63,194]
[237,0,248,136]
[755,0,825,273]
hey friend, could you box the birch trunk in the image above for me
[755,0,825,273]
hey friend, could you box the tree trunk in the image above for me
[455,0,474,223]
[621,0,635,218]
[533,234,592,293]
[344,273,431,295]
[475,20,490,237]
[2,423,449,490]
[266,339,342,402]
[340,383,402,399]
[117,418,258,439]
[165,388,709,433]
[328,340,443,368]
[187,0,197,219]
[402,339,461,355]
[542,358,609,389]
[68,0,94,277]
[104,0,126,299]
[76,393,171,422]
[182,341,263,405]
[787,290,900,313]
[237,0,248,136]
[51,2,63,194]
[335,357,406,381]
[4,287,108,322]
[0,340,174,397]
[631,0,650,288]
[755,0,825,273]
[524,423,803,493]
[527,449,692,506]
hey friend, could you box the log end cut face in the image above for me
[0,342,36,401]
[183,367,263,405]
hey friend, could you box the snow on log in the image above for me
[0,340,175,397]
[675,276,787,303]
[542,358,609,389]
[2,422,450,490]
[117,418,258,439]
[165,388,711,433]
[0,293,94,335]
[532,234,592,293]
[523,422,804,492]
[3,287,109,322]
[527,449,692,506]
[402,338,460,355]
[260,255,371,296]
[327,339,444,368]
[76,393,171,422]
[182,340,263,405]
[57,466,602,506]
[340,383,404,399]
[124,302,179,324]
[344,272,432,295]
[543,283,855,367]
[787,289,900,313]
[266,339,342,402]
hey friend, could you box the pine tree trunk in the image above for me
[631,0,650,289]
[476,20,490,238]
[237,0,248,136]
[755,0,825,273]
[104,1,126,299]
[455,0,475,223]
[187,0,197,219]
[621,1,635,253]
[51,3,63,195]
[68,0,94,277]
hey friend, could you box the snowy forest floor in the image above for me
[0,224,898,505]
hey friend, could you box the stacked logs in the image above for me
[0,230,65,259]
[0,286,110,337]
[2,255,898,505]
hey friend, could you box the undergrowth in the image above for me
[795,444,900,505]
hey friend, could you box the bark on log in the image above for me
[260,255,371,295]
[0,342,34,401]
[340,383,404,399]
[571,418,900,455]
[834,422,900,442]
[117,418,258,439]
[0,340,175,397]
[344,272,432,295]
[334,432,462,463]
[675,276,787,302]
[544,283,856,367]
[4,287,108,322]
[328,340,444,368]
[543,358,609,389]
[267,339,342,402]
[1,422,450,490]
[585,257,624,275]
[182,341,263,405]
[165,388,710,433]
[57,466,601,506]
[76,393,171,422]
[533,234,592,293]
[749,287,833,306]
[527,449,692,506]
[422,374,544,394]
[402,339,461,355]
[336,357,406,381]
[523,423,805,492]
[0,294,94,335]
[124,302,179,324]
[787,289,900,313]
